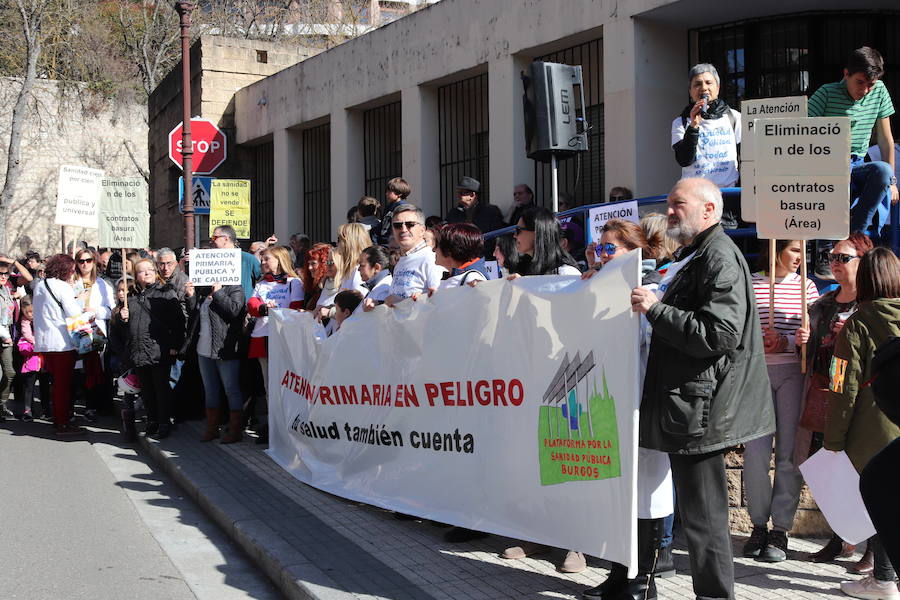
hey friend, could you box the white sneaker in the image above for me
[841,576,900,600]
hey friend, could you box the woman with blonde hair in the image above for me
[247,245,305,443]
[640,213,680,269]
[335,223,371,295]
[73,248,116,420]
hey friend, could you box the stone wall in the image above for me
[147,35,316,250]
[0,78,147,257]
[726,447,828,537]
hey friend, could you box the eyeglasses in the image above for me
[514,225,533,235]
[211,235,227,241]
[822,251,859,264]
[392,221,419,231]
[0,272,9,278]
[77,258,94,264]
[595,243,622,257]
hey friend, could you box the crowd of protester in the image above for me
[2,44,900,600]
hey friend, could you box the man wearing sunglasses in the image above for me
[630,177,774,600]
[384,205,442,305]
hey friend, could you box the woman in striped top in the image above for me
[742,240,820,563]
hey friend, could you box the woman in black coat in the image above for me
[118,259,185,439]
[183,278,246,443]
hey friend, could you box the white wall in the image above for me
[234,0,690,235]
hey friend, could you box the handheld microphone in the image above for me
[700,93,709,112]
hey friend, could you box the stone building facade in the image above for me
[147,35,316,249]
[0,78,147,257]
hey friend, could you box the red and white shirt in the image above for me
[752,271,819,365]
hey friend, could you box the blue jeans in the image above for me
[850,156,892,235]
[197,356,243,411]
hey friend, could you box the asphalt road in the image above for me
[0,417,282,600]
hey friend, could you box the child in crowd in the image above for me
[16,296,49,421]
[108,276,139,439]
[328,290,363,336]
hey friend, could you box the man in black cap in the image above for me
[445,176,505,254]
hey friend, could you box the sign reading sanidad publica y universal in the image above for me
[189,248,242,286]
[754,116,851,240]
[56,165,103,228]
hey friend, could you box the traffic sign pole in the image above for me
[176,1,195,251]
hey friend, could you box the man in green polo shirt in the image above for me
[808,46,897,236]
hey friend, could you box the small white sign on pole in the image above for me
[754,116,851,240]
[483,260,500,280]
[587,200,639,243]
[56,165,103,228]
[189,248,242,286]
[739,96,808,223]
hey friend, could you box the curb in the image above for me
[138,433,357,600]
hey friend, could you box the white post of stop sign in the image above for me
[754,116,851,241]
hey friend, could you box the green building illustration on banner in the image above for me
[537,352,621,485]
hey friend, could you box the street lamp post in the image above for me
[175,1,195,251]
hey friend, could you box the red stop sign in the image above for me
[168,117,227,175]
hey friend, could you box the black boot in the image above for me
[582,562,627,598]
[609,518,661,600]
[120,408,136,441]
[653,545,675,578]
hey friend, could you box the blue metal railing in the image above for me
[485,187,900,256]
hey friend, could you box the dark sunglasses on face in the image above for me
[77,258,94,264]
[0,272,8,277]
[595,243,620,257]
[392,221,419,231]
[514,225,533,234]
[821,251,858,264]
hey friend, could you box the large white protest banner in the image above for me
[587,201,639,243]
[99,178,150,248]
[754,116,851,240]
[267,251,642,572]
[189,248,242,286]
[56,165,103,228]
[739,96,808,222]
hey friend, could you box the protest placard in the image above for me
[209,179,251,238]
[483,260,500,280]
[739,96,807,222]
[754,116,851,240]
[268,251,642,572]
[99,178,150,248]
[55,165,103,228]
[189,248,242,286]
[586,200,638,243]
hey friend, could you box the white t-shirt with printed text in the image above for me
[671,109,741,188]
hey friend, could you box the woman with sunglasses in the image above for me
[511,207,580,277]
[825,248,900,600]
[73,248,116,421]
[795,233,874,566]
[577,219,674,599]
[741,241,820,563]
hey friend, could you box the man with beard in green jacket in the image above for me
[630,177,774,600]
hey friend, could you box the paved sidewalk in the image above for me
[140,420,866,600]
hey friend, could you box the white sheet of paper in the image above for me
[799,449,876,544]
